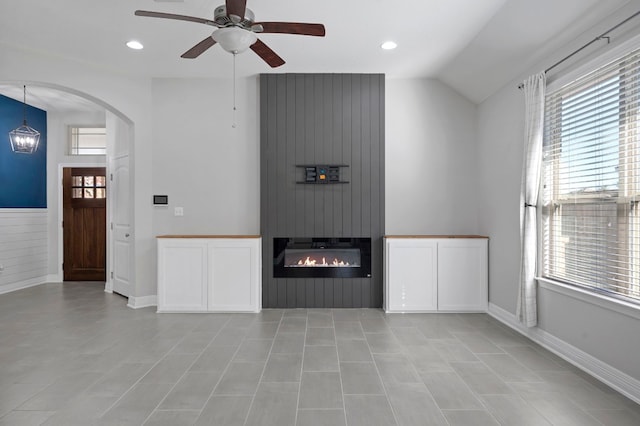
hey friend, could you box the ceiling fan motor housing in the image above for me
[214,5,255,27]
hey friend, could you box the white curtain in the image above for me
[517,72,546,328]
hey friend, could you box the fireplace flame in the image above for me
[297,256,350,267]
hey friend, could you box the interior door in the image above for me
[111,155,131,297]
[63,167,107,281]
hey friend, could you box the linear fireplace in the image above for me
[273,237,371,278]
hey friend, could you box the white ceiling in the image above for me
[0,0,635,111]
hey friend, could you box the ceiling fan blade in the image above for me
[134,10,217,27]
[181,37,217,59]
[225,0,247,21]
[250,39,285,68]
[254,22,325,37]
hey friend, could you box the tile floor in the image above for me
[0,282,639,425]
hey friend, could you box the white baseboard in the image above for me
[127,295,157,309]
[488,302,640,405]
[0,276,48,295]
[46,274,61,283]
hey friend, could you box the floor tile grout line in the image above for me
[443,322,529,425]
[242,310,286,426]
[141,315,235,425]
[10,305,164,414]
[418,321,501,425]
[90,316,218,423]
[381,313,439,424]
[359,312,401,426]
[329,310,349,426]
[293,311,309,426]
[187,314,275,425]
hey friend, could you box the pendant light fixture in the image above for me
[9,85,41,154]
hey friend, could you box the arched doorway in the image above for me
[0,82,134,299]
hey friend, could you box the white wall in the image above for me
[476,86,523,310]
[151,77,260,236]
[385,79,479,235]
[151,77,478,238]
[477,3,640,389]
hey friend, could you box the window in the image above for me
[68,126,106,155]
[71,174,106,199]
[542,46,640,304]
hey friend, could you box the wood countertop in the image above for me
[157,235,261,239]
[384,235,488,239]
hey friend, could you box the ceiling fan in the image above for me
[135,0,326,68]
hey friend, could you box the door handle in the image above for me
[125,233,130,238]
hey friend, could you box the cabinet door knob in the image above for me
[125,233,130,237]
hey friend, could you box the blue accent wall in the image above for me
[0,94,47,208]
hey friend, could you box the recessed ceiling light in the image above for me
[381,41,397,50]
[126,40,144,50]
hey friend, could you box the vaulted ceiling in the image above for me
[0,0,635,111]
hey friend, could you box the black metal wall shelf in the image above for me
[296,165,349,184]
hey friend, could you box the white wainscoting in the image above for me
[488,302,640,405]
[0,209,49,294]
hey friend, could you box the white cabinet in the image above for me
[157,236,261,313]
[208,240,260,312]
[385,239,438,312]
[384,236,488,313]
[437,239,487,311]
[158,240,208,311]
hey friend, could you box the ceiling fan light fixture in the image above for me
[9,85,40,154]
[381,41,397,50]
[212,27,257,54]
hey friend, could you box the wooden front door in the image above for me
[63,167,107,281]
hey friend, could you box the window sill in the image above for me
[536,277,640,321]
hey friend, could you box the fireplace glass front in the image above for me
[274,237,371,278]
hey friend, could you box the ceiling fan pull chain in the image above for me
[232,53,237,128]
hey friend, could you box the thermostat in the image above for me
[153,195,168,205]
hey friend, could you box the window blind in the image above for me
[542,46,640,303]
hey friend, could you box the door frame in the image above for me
[57,162,107,287]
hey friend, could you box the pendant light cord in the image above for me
[22,85,27,125]
[232,53,237,128]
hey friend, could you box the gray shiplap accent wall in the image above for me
[260,74,385,308]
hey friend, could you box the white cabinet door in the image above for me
[157,240,208,312]
[437,239,488,312]
[208,239,260,312]
[385,239,438,312]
